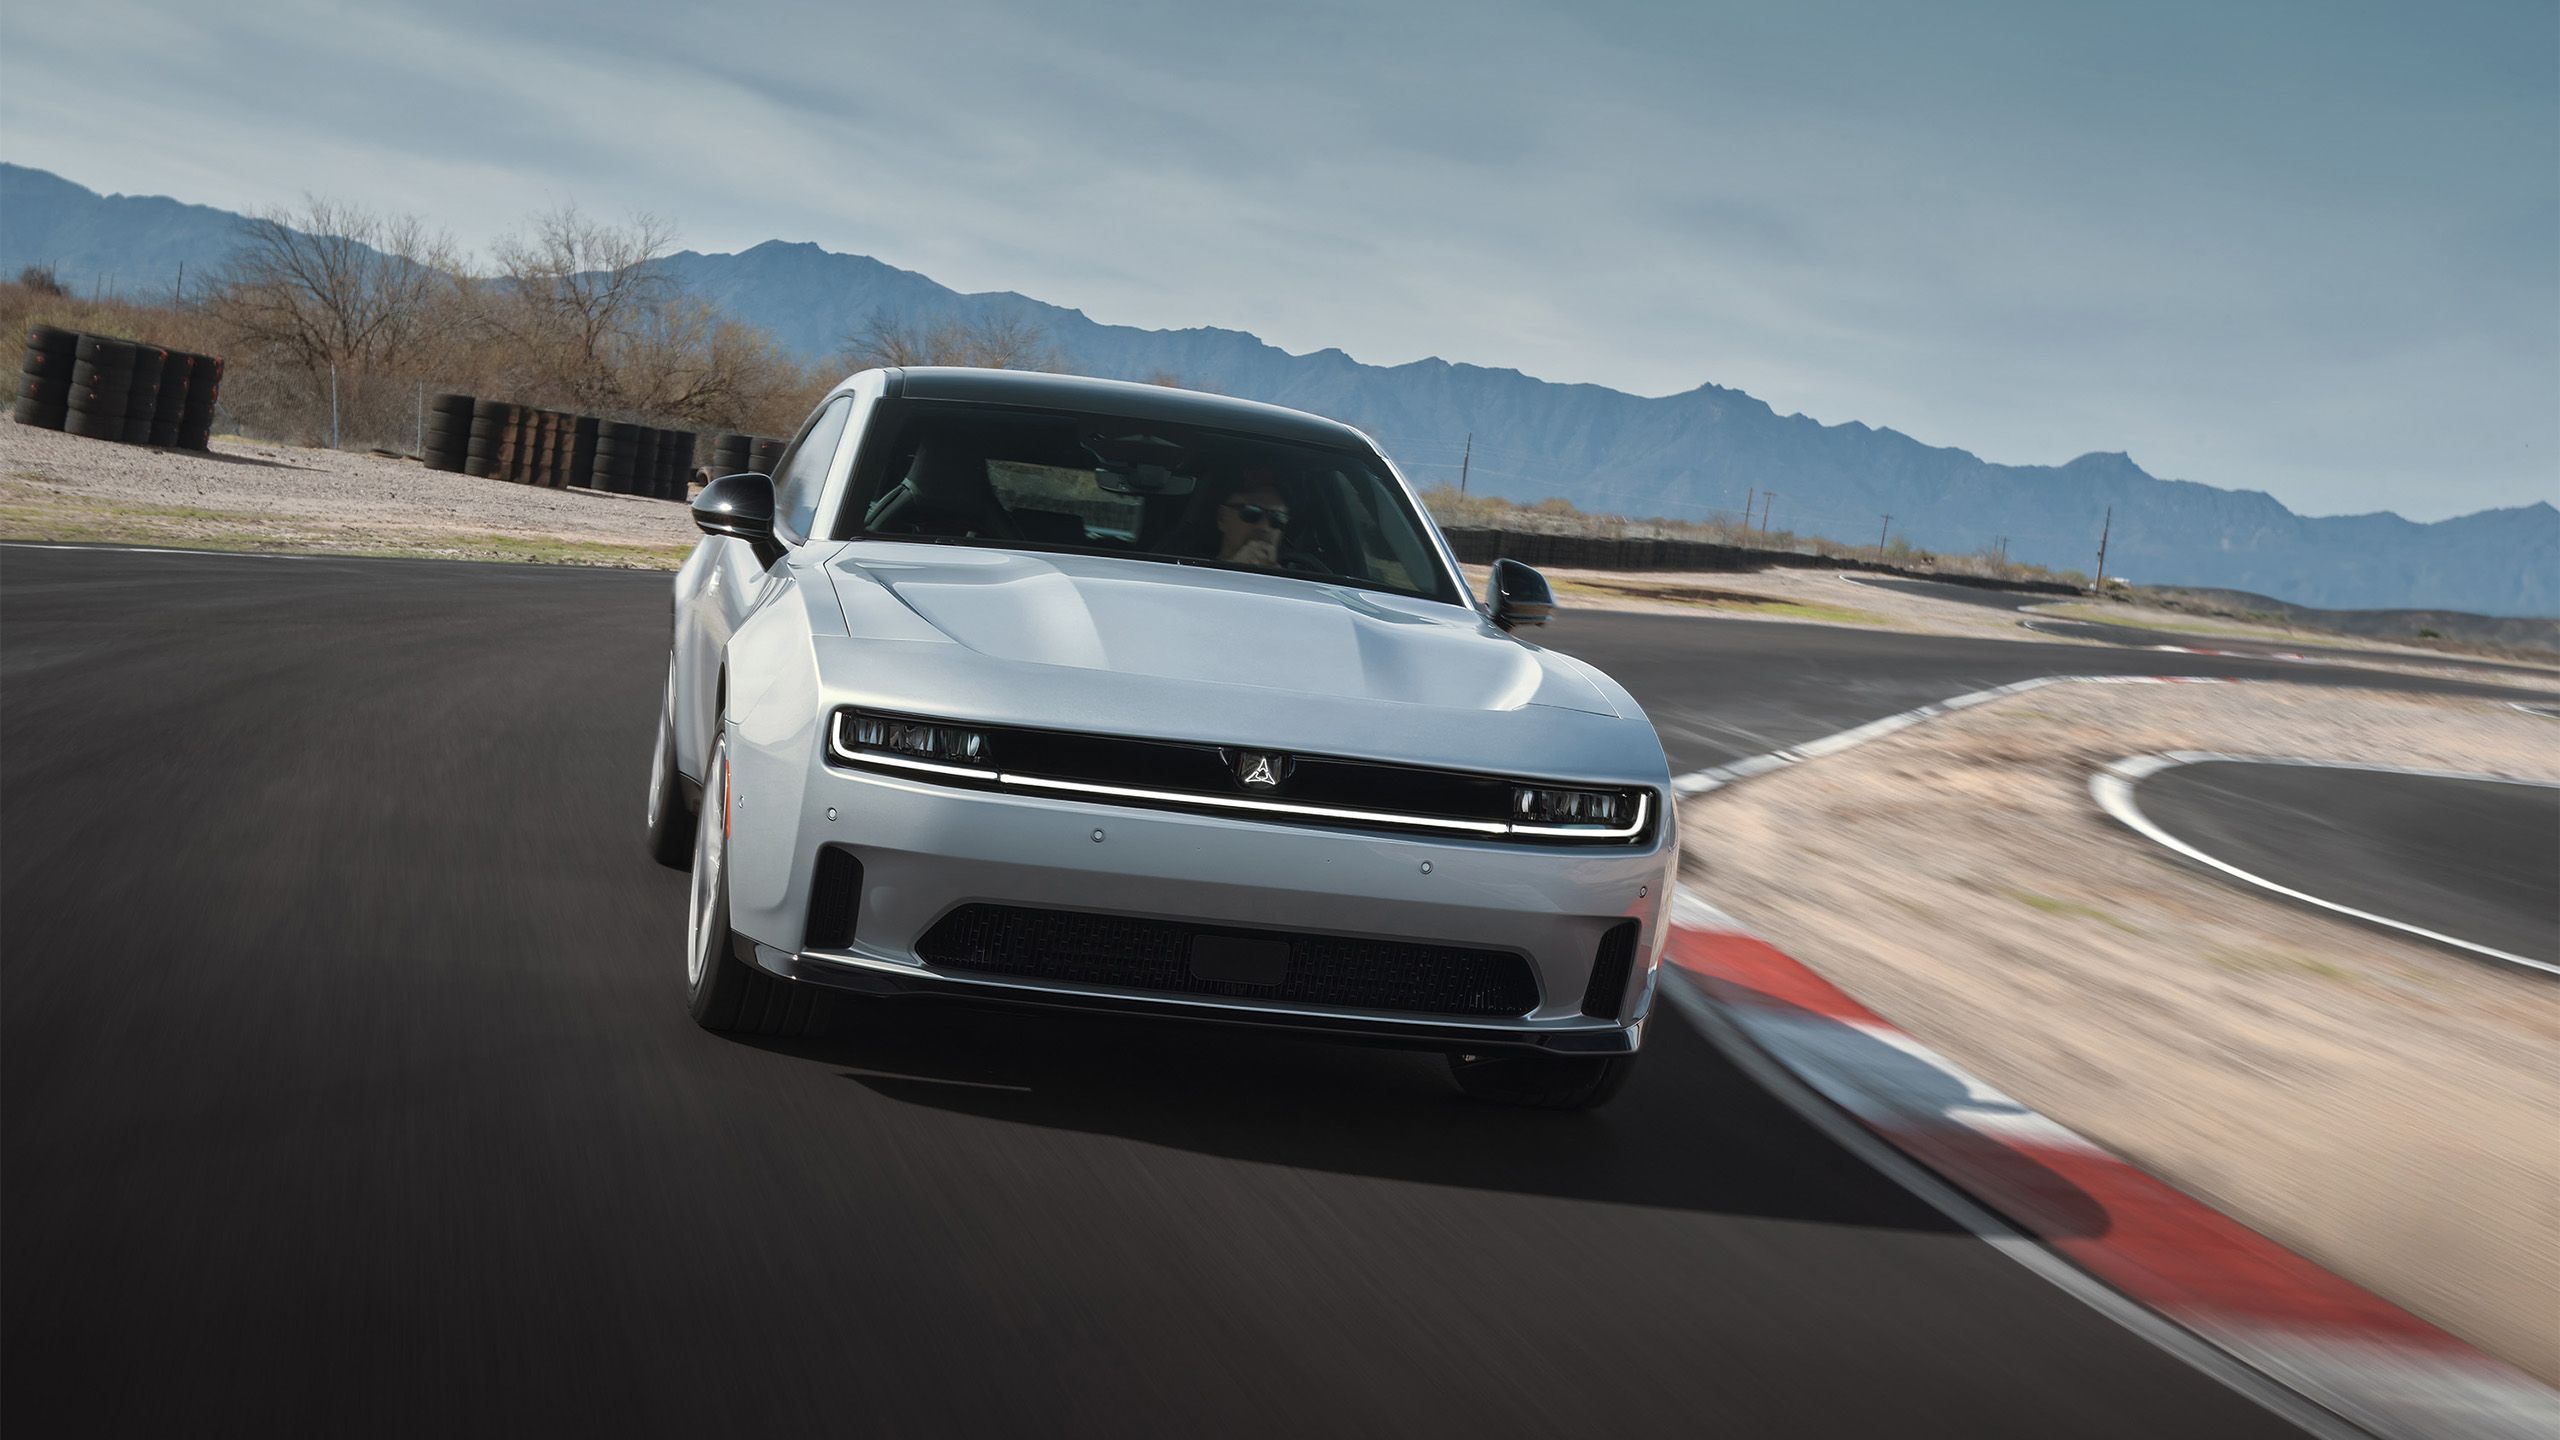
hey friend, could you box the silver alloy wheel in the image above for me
[686,738,727,991]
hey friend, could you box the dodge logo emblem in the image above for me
[1236,752,1285,790]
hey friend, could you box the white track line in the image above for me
[2092,753,2560,978]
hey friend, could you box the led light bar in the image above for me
[827,710,1651,841]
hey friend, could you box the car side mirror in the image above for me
[694,473,780,560]
[1489,557,1554,630]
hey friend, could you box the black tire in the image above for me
[66,406,126,440]
[1446,1051,1636,1110]
[15,372,68,402]
[74,334,133,365]
[685,730,821,1037]
[462,455,496,478]
[70,359,133,391]
[12,397,68,429]
[22,348,71,379]
[26,324,78,355]
[646,659,696,867]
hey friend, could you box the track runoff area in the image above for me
[5,543,2556,1438]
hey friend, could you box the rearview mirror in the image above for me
[1489,557,1554,630]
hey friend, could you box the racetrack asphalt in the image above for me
[2128,761,2559,966]
[13,545,2547,1437]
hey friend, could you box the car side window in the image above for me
[773,397,854,544]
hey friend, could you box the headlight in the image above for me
[831,711,990,767]
[1511,785,1635,828]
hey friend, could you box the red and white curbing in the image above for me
[1660,679,2560,1438]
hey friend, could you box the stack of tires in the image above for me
[174,354,221,449]
[464,401,517,479]
[12,328,223,449]
[416,393,709,500]
[590,421,640,495]
[569,416,598,489]
[423,394,474,472]
[150,352,195,447]
[67,336,139,441]
[15,325,77,430]
[660,430,696,498]
[749,436,787,476]
[711,432,752,477]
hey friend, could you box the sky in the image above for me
[4,0,2553,520]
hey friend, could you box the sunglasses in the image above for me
[1222,502,1290,529]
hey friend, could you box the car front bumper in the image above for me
[721,753,1678,1053]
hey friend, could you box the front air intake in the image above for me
[1580,921,1640,1019]
[804,846,864,950]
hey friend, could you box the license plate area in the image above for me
[1188,933,1289,986]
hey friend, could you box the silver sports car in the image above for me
[649,368,1676,1107]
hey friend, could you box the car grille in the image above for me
[915,904,1541,1018]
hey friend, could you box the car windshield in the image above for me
[843,402,1463,605]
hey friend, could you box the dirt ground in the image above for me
[1680,680,2560,1381]
[1,420,698,567]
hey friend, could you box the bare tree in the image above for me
[839,308,1064,372]
[483,205,681,407]
[207,199,460,377]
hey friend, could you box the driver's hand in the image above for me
[1230,535,1281,568]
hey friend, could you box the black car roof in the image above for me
[884,367,1373,449]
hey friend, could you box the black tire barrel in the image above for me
[150,353,195,446]
[568,415,599,488]
[64,339,133,441]
[749,436,785,475]
[468,401,515,479]
[423,392,474,472]
[712,432,751,475]
[178,354,222,449]
[591,420,636,494]
[631,427,661,498]
[119,346,169,444]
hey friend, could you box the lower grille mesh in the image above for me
[916,904,1540,1017]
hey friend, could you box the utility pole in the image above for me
[173,261,184,306]
[1743,486,1755,533]
[2094,506,2112,591]
[329,364,341,451]
[1457,433,1472,497]
[1759,491,1776,534]
[1876,513,1892,561]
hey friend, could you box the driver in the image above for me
[1212,470,1290,568]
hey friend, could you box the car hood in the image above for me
[824,543,1621,718]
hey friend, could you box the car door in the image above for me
[672,393,858,781]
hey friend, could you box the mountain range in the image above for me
[6,162,2552,615]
